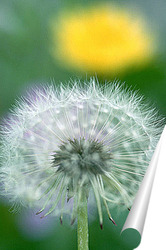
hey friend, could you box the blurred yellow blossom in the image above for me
[51,4,154,75]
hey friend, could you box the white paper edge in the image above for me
[121,125,166,236]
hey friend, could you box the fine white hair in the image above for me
[0,78,163,226]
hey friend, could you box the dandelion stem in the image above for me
[77,191,89,250]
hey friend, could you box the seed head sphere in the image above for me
[0,80,162,225]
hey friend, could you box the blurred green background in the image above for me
[0,0,166,249]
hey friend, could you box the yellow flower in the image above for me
[51,5,154,75]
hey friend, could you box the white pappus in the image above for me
[0,79,163,227]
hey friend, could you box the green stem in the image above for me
[77,191,89,250]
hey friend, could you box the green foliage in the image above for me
[0,0,165,249]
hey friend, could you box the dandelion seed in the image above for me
[0,79,162,249]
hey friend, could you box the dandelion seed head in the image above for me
[0,79,163,225]
[53,138,112,179]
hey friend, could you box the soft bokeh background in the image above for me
[0,0,166,249]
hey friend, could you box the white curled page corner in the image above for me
[121,125,166,248]
[136,124,166,249]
